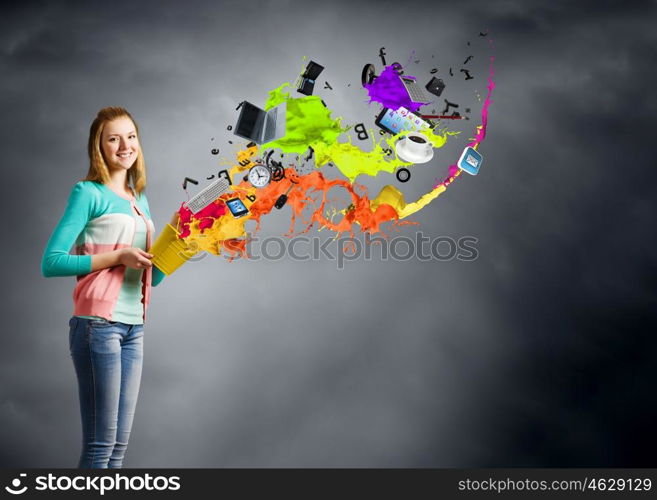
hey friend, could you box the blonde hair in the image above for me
[85,106,146,195]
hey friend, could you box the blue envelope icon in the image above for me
[457,147,483,175]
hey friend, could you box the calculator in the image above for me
[400,76,432,104]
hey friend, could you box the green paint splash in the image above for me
[262,83,346,153]
[262,82,458,182]
[318,128,458,182]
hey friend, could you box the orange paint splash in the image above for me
[175,153,408,259]
[248,168,401,239]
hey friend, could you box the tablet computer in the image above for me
[225,198,250,218]
[375,107,429,135]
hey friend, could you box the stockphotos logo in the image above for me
[4,472,181,496]
[4,473,27,495]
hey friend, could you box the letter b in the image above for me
[354,123,369,141]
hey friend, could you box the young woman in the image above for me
[41,106,173,468]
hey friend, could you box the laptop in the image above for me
[399,75,432,105]
[233,101,287,145]
[297,60,324,96]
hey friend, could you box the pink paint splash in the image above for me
[177,200,227,239]
[364,65,427,112]
[433,56,495,189]
[467,56,495,148]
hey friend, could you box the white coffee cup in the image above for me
[395,131,434,164]
[405,132,431,153]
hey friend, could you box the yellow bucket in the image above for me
[149,224,198,275]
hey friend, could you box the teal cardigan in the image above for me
[42,181,165,323]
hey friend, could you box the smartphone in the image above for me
[225,198,250,218]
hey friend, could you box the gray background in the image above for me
[1,0,656,467]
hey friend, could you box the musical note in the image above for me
[183,177,198,190]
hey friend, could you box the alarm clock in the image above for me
[247,165,271,188]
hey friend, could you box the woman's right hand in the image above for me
[118,248,153,269]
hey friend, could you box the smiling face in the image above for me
[100,116,139,172]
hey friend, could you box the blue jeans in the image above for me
[68,317,144,469]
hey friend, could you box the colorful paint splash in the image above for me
[315,127,456,183]
[433,56,495,190]
[166,50,496,263]
[261,84,346,153]
[363,65,427,112]
[181,168,397,244]
[258,82,456,183]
